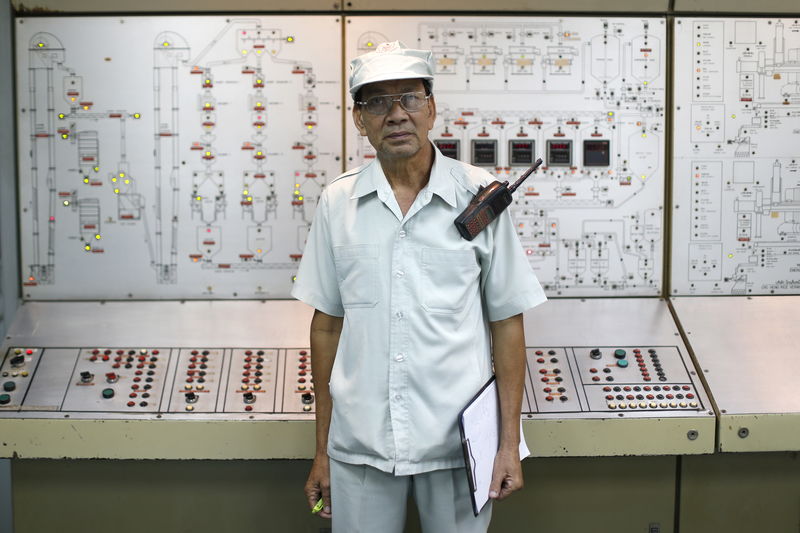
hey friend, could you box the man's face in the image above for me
[353,78,437,161]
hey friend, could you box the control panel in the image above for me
[524,346,703,415]
[0,346,315,417]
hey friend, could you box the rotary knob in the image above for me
[589,348,602,360]
[243,392,256,404]
[301,393,314,405]
[10,355,25,367]
[185,392,198,403]
[80,371,94,383]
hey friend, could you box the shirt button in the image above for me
[395,353,405,362]
[395,311,404,319]
[394,395,402,401]
[399,230,407,238]
[395,270,404,278]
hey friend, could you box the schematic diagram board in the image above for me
[345,16,667,296]
[672,18,800,295]
[16,16,342,299]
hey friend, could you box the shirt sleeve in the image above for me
[290,192,345,317]
[480,208,547,322]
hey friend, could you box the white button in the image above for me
[395,354,405,362]
[395,311,404,319]
[395,270,404,278]
[399,230,407,238]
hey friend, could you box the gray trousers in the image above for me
[329,457,493,533]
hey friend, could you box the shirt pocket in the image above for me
[420,247,480,314]
[333,244,379,308]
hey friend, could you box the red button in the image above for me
[592,376,601,382]
[299,350,308,356]
[590,368,598,373]
[543,387,552,393]
[127,401,135,407]
[152,350,159,355]
[545,396,554,402]
[245,405,253,411]
[603,386,612,392]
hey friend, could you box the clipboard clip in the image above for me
[462,438,478,493]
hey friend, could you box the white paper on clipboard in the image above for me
[458,376,530,516]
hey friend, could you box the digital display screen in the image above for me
[547,139,572,166]
[471,139,497,166]
[583,140,610,166]
[435,139,460,160]
[509,140,534,166]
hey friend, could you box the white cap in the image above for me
[349,41,435,100]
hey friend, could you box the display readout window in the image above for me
[546,139,572,167]
[583,139,610,166]
[471,139,497,167]
[434,139,460,160]
[509,140,534,166]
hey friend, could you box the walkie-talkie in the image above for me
[454,158,543,240]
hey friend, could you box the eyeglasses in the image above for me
[355,91,431,115]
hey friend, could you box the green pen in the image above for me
[311,498,325,514]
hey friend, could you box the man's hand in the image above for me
[488,447,524,501]
[305,455,332,519]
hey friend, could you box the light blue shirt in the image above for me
[291,145,546,475]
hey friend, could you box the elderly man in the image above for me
[292,41,546,533]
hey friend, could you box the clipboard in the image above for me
[458,375,530,517]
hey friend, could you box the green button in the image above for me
[614,349,627,359]
[2,382,15,392]
[0,394,10,405]
[102,388,115,399]
[617,359,629,368]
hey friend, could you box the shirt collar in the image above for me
[349,143,457,208]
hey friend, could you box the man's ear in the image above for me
[352,105,367,136]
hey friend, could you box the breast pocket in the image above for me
[333,244,379,308]
[421,247,480,314]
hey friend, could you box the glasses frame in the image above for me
[355,91,431,115]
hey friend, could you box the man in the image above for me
[292,41,546,533]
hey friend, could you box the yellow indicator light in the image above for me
[84,245,91,251]
[292,275,297,282]
[204,103,211,108]
[295,183,300,187]
[205,79,211,85]
[196,196,202,201]
[287,36,294,42]
[607,112,614,117]
[256,79,263,84]
[298,196,304,201]
[58,113,65,119]
[696,42,701,46]
[70,97,76,102]
[37,42,44,48]
[256,102,263,107]
[63,200,70,206]
[731,114,736,119]
[112,178,118,183]
[242,49,248,55]
[119,172,125,178]
[256,151,263,156]
[83,178,89,184]
[294,190,300,195]
[124,179,130,184]
[93,166,99,172]
[61,134,68,139]
[243,190,249,195]
[95,234,101,240]
[205,151,211,157]
[307,125,313,130]
[256,249,263,253]
[133,113,141,119]
[367,41,373,47]
[163,41,169,47]
[247,196,253,201]
[83,106,89,110]
[114,188,120,194]
[642,133,647,138]
[643,81,648,86]
[641,175,646,180]
[728,253,734,258]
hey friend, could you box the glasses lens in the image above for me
[400,93,424,111]
[365,96,390,115]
